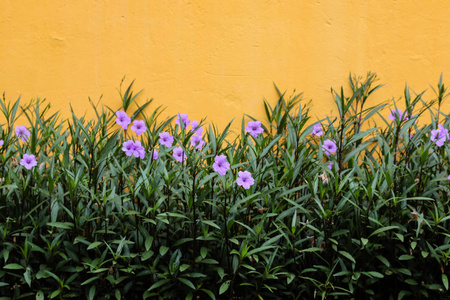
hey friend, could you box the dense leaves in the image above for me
[1,73,450,299]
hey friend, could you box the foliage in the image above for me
[1,73,450,299]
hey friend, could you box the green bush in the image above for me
[1,73,450,299]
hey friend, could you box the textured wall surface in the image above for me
[1,1,450,130]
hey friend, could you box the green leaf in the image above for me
[97,132,118,162]
[398,290,412,300]
[115,289,121,300]
[202,220,221,230]
[147,279,171,292]
[81,276,99,286]
[397,268,412,276]
[47,222,74,230]
[260,135,281,158]
[300,247,323,253]
[219,280,230,295]
[3,248,9,263]
[36,290,44,300]
[425,283,443,290]
[51,201,59,223]
[180,264,190,272]
[216,267,225,280]
[366,271,384,278]
[394,233,404,242]
[24,268,31,287]
[443,274,449,290]
[178,278,195,290]
[199,259,218,264]
[200,247,207,259]
[334,271,351,277]
[145,236,154,251]
[50,290,61,299]
[405,279,417,285]
[142,250,154,261]
[88,285,96,300]
[399,255,414,261]
[4,263,24,270]
[159,246,169,256]
[369,226,399,238]
[339,251,356,264]
[200,288,216,300]
[291,210,297,234]
[331,229,349,237]
[87,241,103,250]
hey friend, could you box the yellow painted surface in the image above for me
[1,1,450,131]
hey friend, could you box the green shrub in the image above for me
[1,73,450,299]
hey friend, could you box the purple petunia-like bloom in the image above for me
[173,147,186,162]
[175,113,191,128]
[213,155,230,175]
[122,140,135,156]
[122,140,145,159]
[431,124,449,147]
[190,120,203,136]
[236,171,255,189]
[15,125,31,142]
[132,141,146,159]
[149,149,159,160]
[311,123,323,137]
[327,162,333,170]
[245,121,264,138]
[388,109,410,122]
[130,120,147,136]
[322,139,337,156]
[20,154,37,170]
[190,135,205,150]
[159,132,174,147]
[0,140,3,146]
[115,110,131,130]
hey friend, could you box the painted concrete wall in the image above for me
[1,1,450,130]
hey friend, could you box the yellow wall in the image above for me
[1,1,450,130]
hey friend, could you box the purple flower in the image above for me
[175,113,191,128]
[245,121,264,138]
[173,147,186,162]
[213,155,230,175]
[15,125,30,142]
[431,124,449,147]
[130,120,147,136]
[191,120,199,130]
[150,149,159,160]
[388,109,409,121]
[190,120,203,136]
[115,110,131,130]
[327,162,333,170]
[0,140,3,146]
[122,140,135,156]
[122,140,145,159]
[20,154,37,170]
[159,132,174,148]
[311,123,323,137]
[236,171,255,189]
[448,175,450,180]
[132,141,146,159]
[190,135,205,150]
[322,139,337,156]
